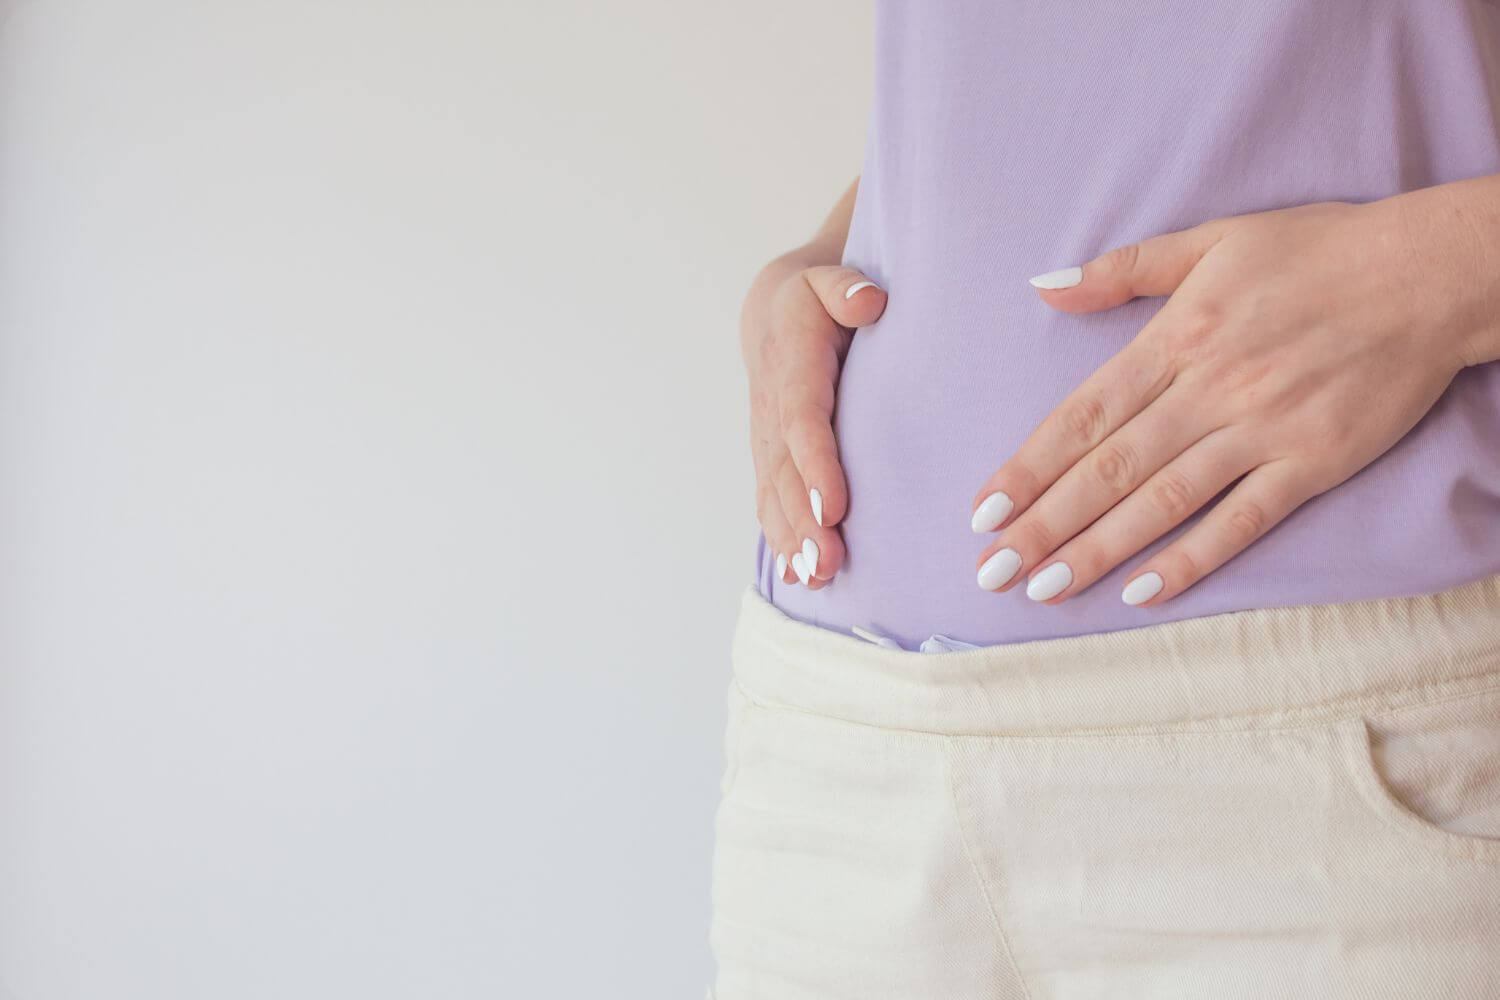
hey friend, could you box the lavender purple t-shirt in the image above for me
[758,0,1500,648]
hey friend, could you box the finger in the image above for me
[755,478,800,585]
[1028,218,1232,313]
[972,336,1176,533]
[975,383,1212,592]
[774,552,794,584]
[769,270,879,529]
[801,265,888,332]
[1007,427,1253,602]
[799,530,845,590]
[749,411,792,561]
[768,297,843,525]
[1118,458,1308,607]
[780,377,846,529]
[771,448,844,584]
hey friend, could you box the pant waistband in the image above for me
[730,573,1500,736]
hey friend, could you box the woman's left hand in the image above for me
[971,193,1494,608]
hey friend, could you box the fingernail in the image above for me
[774,552,788,581]
[970,491,1014,532]
[845,280,879,299]
[802,537,820,578]
[1028,266,1083,290]
[1121,571,1164,606]
[791,551,811,585]
[809,488,825,527]
[851,625,903,650]
[977,548,1023,590]
[1026,561,1073,601]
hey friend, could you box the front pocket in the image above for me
[1336,684,1500,865]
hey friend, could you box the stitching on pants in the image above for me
[942,739,1034,1000]
[1361,681,1500,724]
[731,671,1500,743]
[1335,715,1500,866]
[737,598,1500,732]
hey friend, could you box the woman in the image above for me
[710,2,1500,997]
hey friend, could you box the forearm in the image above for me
[1389,172,1500,367]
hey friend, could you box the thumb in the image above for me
[1028,218,1231,314]
[802,265,889,329]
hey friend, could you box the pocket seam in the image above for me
[1336,712,1500,866]
[1361,679,1500,725]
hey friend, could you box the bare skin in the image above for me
[743,173,1500,602]
[741,178,883,588]
[974,176,1500,606]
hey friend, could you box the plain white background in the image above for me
[0,2,872,996]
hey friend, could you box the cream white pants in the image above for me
[708,574,1500,999]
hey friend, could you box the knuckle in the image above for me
[768,276,802,318]
[1015,517,1056,555]
[1171,300,1225,351]
[1224,501,1269,545]
[1102,242,1140,278]
[1090,440,1140,493]
[770,304,825,350]
[1215,357,1273,396]
[1235,284,1273,323]
[769,449,797,484]
[755,482,776,519]
[1321,412,1360,452]
[777,384,813,422]
[776,395,804,431]
[1003,461,1045,503]
[1164,547,1200,583]
[1147,469,1197,521]
[1062,394,1110,445]
[1075,545,1112,580]
[780,395,828,440]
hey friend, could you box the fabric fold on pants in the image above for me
[710,572,1500,999]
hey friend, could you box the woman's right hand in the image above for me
[741,252,887,587]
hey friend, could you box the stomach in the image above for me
[764,0,1500,647]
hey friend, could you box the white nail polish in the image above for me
[977,548,1023,590]
[845,280,879,299]
[1028,266,1083,290]
[1026,561,1073,601]
[851,625,903,650]
[775,552,788,580]
[1121,571,1164,606]
[791,551,811,585]
[970,491,1015,533]
[802,537,820,578]
[809,488,825,527]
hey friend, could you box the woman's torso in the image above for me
[761,0,1500,648]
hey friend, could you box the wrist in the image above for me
[1390,177,1500,368]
